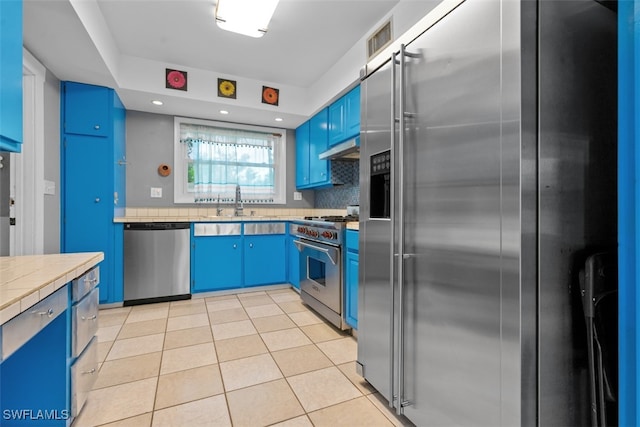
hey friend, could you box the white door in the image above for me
[8,49,46,256]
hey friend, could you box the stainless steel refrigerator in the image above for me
[357,0,617,426]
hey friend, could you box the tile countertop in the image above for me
[113,208,349,224]
[346,222,359,231]
[0,252,104,325]
[114,215,305,223]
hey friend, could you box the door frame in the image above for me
[10,49,46,255]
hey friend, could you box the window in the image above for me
[174,117,286,204]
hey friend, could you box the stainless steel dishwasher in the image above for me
[124,222,191,305]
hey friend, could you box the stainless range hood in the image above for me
[318,137,359,160]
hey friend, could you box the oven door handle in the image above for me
[293,240,339,265]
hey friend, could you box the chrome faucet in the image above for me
[234,185,243,217]
[216,194,223,216]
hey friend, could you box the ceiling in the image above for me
[22,0,404,128]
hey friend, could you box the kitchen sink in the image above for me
[198,215,279,220]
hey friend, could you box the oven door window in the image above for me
[308,257,327,287]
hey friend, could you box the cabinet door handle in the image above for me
[249,243,254,248]
[84,277,98,285]
[94,125,100,130]
[233,244,237,249]
[82,368,96,375]
[95,198,100,203]
[81,314,97,321]
[37,308,54,318]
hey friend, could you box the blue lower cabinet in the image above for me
[191,223,287,293]
[0,290,70,426]
[244,235,286,287]
[192,235,243,292]
[287,236,303,289]
[344,229,359,329]
[345,250,359,329]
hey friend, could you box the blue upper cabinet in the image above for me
[345,85,361,139]
[309,108,330,186]
[296,85,360,189]
[295,108,332,190]
[328,85,360,147]
[0,0,23,152]
[328,97,346,146]
[62,81,126,304]
[64,83,111,137]
[295,121,310,188]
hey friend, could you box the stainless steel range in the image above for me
[291,216,357,330]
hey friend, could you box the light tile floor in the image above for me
[74,288,414,427]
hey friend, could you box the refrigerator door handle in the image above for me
[395,43,408,417]
[389,50,398,410]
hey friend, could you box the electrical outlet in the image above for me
[293,191,302,201]
[44,180,56,196]
[150,187,163,198]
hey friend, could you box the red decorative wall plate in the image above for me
[166,69,188,91]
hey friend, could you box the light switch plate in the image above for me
[293,191,302,201]
[44,180,56,196]
[150,187,163,198]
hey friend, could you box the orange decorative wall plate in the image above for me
[262,86,279,106]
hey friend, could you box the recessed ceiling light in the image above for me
[151,100,163,106]
[275,117,283,122]
[220,110,229,115]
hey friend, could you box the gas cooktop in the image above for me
[303,215,359,223]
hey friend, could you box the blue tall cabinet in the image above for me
[0,0,22,152]
[619,2,640,424]
[61,82,126,304]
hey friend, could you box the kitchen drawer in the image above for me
[1,286,68,361]
[72,266,100,302]
[194,223,241,236]
[72,287,99,357]
[71,336,98,419]
[244,222,285,235]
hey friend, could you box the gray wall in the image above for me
[43,69,60,254]
[125,110,315,208]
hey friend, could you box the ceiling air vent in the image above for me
[367,19,393,61]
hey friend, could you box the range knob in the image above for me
[322,231,334,239]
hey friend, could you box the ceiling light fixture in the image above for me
[275,117,283,122]
[219,110,229,115]
[151,100,163,106]
[215,0,279,38]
